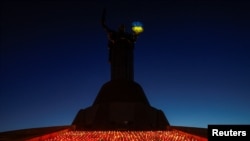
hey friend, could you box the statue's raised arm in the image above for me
[101,8,112,33]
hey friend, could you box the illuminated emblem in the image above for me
[132,21,144,35]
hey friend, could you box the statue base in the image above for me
[72,80,170,130]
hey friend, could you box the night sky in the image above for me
[1,0,250,132]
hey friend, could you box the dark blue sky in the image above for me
[1,0,250,132]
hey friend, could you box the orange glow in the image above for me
[45,130,207,141]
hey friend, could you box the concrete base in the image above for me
[72,80,169,130]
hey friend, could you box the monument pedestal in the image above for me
[72,80,169,130]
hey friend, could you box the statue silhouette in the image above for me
[101,9,138,81]
[72,10,169,131]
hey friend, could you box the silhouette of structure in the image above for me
[72,9,169,130]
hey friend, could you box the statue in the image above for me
[72,10,169,131]
[101,9,140,81]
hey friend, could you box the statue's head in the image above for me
[118,24,125,33]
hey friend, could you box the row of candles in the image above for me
[45,130,207,141]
